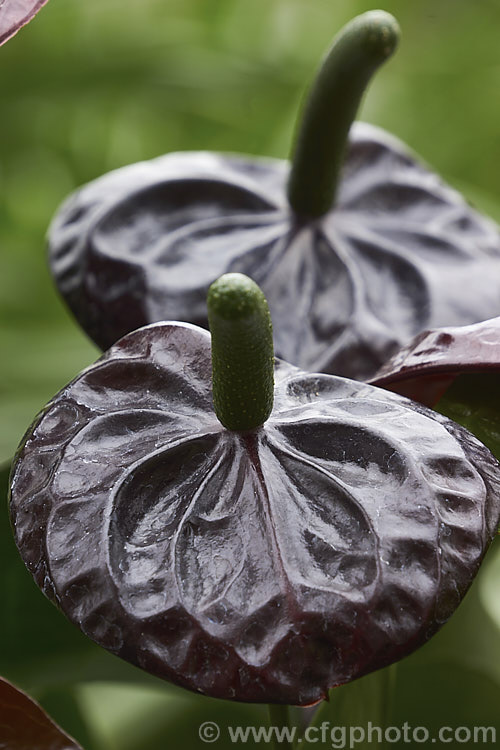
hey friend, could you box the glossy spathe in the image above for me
[48,12,500,380]
[48,122,500,381]
[10,321,500,704]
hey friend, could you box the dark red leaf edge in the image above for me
[9,321,500,704]
[369,316,500,407]
[0,0,49,46]
[0,676,83,749]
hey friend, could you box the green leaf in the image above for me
[479,536,500,633]
[436,372,500,460]
[392,663,500,735]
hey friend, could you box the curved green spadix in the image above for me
[287,10,400,219]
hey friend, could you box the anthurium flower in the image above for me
[10,275,500,705]
[48,11,500,380]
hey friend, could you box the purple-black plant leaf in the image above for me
[435,373,500,470]
[10,323,500,705]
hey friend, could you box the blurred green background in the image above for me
[1,0,500,747]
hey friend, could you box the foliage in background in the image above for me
[1,1,500,747]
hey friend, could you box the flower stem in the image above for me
[287,10,400,219]
[268,704,294,750]
[208,273,274,431]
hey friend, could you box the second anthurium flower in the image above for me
[10,273,500,705]
[48,11,500,381]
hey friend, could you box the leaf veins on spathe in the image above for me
[48,124,500,381]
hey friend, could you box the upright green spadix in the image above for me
[288,10,400,219]
[208,273,274,431]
